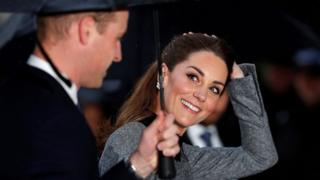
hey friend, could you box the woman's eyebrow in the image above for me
[187,66,204,76]
[187,66,225,87]
[213,81,225,87]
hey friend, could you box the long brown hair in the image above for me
[115,33,235,129]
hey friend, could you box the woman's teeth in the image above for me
[181,99,200,112]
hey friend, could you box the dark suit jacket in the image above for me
[0,64,136,179]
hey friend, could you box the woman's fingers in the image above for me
[231,62,244,79]
[158,113,174,132]
[156,113,180,157]
[157,134,179,150]
[162,144,180,157]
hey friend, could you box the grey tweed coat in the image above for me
[99,64,278,179]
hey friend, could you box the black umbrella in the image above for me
[0,0,180,13]
[152,8,177,178]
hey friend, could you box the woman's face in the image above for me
[163,50,228,134]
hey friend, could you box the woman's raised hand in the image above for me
[231,62,244,79]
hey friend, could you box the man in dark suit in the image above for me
[0,1,180,179]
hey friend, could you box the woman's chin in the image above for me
[175,118,195,129]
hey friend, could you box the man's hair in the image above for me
[37,12,115,41]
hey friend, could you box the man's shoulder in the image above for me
[2,65,70,104]
[0,65,78,124]
[8,65,60,90]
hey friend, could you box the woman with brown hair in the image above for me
[99,33,278,179]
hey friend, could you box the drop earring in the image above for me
[156,81,160,90]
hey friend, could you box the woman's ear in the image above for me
[161,63,170,87]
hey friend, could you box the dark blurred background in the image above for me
[1,0,320,178]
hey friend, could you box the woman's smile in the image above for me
[180,98,201,114]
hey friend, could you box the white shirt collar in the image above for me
[187,123,223,148]
[27,55,78,105]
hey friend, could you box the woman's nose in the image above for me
[193,88,207,102]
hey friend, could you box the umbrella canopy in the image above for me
[0,0,179,13]
[0,0,180,47]
[0,0,124,13]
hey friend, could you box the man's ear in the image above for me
[78,16,96,45]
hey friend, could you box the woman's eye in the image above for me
[210,87,221,95]
[187,73,198,82]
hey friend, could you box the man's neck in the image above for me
[27,55,79,105]
[33,44,80,88]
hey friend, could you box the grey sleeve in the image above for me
[186,64,278,179]
[98,122,145,177]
